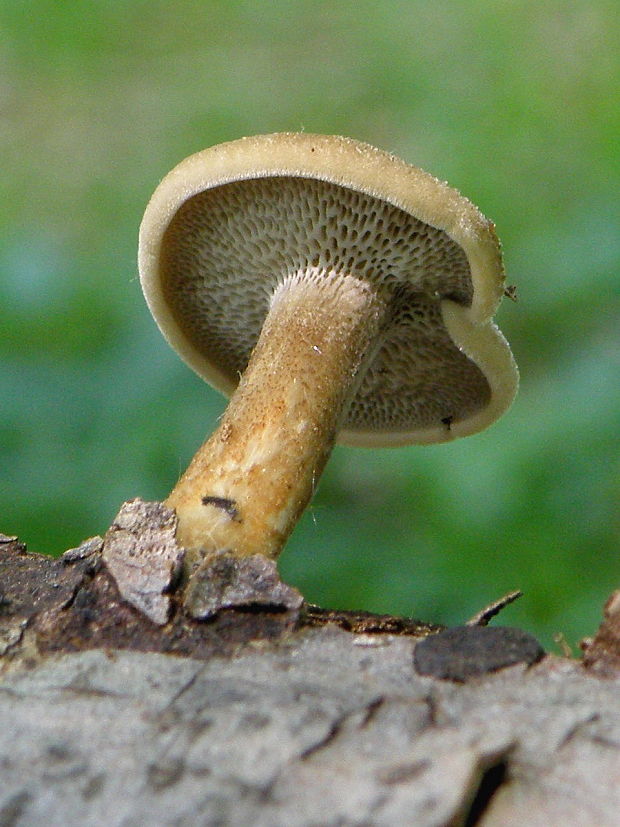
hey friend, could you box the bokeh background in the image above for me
[1,0,618,649]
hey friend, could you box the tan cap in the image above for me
[139,133,518,447]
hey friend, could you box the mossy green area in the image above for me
[1,0,618,649]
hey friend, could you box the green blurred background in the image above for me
[1,0,618,650]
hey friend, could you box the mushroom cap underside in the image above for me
[139,133,518,446]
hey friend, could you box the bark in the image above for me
[0,501,618,827]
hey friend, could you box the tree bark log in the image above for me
[0,502,618,826]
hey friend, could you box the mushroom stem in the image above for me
[166,271,386,570]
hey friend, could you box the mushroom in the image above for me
[138,133,518,575]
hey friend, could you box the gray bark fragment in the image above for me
[413,625,544,680]
[184,551,304,619]
[102,499,184,625]
[0,631,618,826]
[61,536,104,563]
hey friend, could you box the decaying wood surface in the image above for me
[0,499,618,826]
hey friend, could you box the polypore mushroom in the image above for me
[139,133,518,574]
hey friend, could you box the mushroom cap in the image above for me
[139,133,518,446]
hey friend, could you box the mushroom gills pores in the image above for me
[161,175,488,436]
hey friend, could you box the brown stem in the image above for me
[166,270,386,570]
